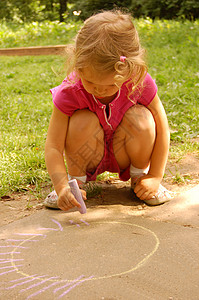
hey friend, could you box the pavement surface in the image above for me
[0,185,199,300]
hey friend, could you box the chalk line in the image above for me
[0,259,24,264]
[80,219,90,226]
[57,276,94,299]
[51,219,63,231]
[7,239,39,242]
[69,220,80,227]
[20,276,59,292]
[0,245,28,249]
[0,252,21,255]
[0,269,20,276]
[25,281,60,300]
[38,228,58,231]
[54,275,84,293]
[15,233,46,237]
[10,274,38,282]
[7,275,47,289]
[0,265,22,270]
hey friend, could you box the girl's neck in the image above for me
[95,93,118,105]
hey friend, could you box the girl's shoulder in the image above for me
[62,71,81,89]
[143,73,156,87]
[123,73,156,91]
[123,73,157,106]
[139,73,158,105]
[50,72,91,116]
[50,72,82,98]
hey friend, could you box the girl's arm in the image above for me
[147,93,170,179]
[45,105,82,210]
[134,93,170,200]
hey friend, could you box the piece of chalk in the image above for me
[68,179,87,214]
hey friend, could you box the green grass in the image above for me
[0,21,81,48]
[0,55,65,196]
[83,182,103,198]
[136,18,199,141]
[0,19,199,197]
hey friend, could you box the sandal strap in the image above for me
[43,190,59,209]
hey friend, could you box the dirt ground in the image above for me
[1,153,198,227]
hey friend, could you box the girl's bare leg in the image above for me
[65,109,104,177]
[113,105,156,170]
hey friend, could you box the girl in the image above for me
[44,10,171,211]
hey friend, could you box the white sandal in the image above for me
[131,175,172,206]
[43,190,59,209]
[142,184,172,206]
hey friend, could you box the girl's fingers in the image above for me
[135,188,156,200]
[134,184,147,196]
[69,194,81,207]
[135,185,150,200]
[58,199,73,211]
[58,193,81,211]
[136,191,149,200]
[57,185,87,211]
[145,192,156,200]
[80,189,87,200]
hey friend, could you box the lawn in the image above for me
[0,19,199,197]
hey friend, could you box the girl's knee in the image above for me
[68,109,101,135]
[65,110,104,171]
[122,105,155,136]
[66,110,104,149]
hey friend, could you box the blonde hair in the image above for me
[66,10,147,98]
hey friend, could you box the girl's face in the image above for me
[79,67,122,102]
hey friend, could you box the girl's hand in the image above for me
[57,186,87,211]
[134,174,162,200]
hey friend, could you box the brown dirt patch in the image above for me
[1,154,198,227]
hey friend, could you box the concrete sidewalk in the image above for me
[0,186,198,300]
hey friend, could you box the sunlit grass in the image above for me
[0,21,81,48]
[0,55,65,196]
[136,18,199,141]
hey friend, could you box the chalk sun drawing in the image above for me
[0,218,159,299]
[0,219,94,299]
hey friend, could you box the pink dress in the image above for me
[50,73,157,181]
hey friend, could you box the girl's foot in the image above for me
[43,190,59,209]
[131,175,172,206]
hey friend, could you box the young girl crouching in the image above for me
[44,10,171,211]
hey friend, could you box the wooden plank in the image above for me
[0,45,66,56]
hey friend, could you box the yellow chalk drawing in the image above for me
[10,220,160,283]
